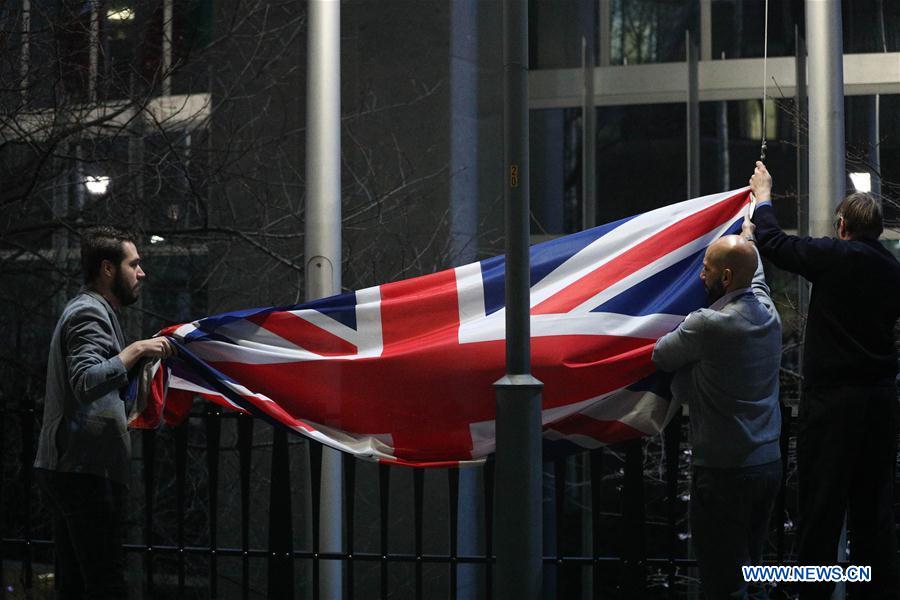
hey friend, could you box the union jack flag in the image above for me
[133,188,752,467]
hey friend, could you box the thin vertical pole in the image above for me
[143,429,157,597]
[21,399,34,593]
[496,1,543,598]
[205,408,221,600]
[664,413,684,598]
[88,0,99,102]
[175,425,187,596]
[700,0,712,61]
[344,457,356,597]
[867,95,881,197]
[238,415,253,600]
[795,27,810,343]
[413,469,424,600]
[805,4,846,590]
[553,459,566,599]
[483,462,495,599]
[805,0,845,236]
[306,3,344,596]
[308,441,323,600]
[0,407,5,599]
[622,440,647,597]
[449,469,460,597]
[598,0,610,67]
[686,30,700,199]
[20,0,30,106]
[716,50,730,192]
[590,449,605,599]
[267,430,294,600]
[776,404,792,563]
[379,465,390,600]
[582,37,596,230]
[162,0,173,96]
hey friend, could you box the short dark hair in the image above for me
[835,191,883,240]
[81,226,137,284]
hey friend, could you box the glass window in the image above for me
[530,0,597,69]
[530,108,581,235]
[609,0,697,65]
[711,0,803,59]
[843,0,900,53]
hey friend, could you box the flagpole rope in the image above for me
[760,0,769,162]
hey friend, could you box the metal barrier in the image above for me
[1,400,799,599]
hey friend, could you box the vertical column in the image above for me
[495,2,543,598]
[305,2,343,597]
[449,0,479,265]
[805,0,845,236]
[582,36,596,230]
[450,6,483,595]
[686,31,700,199]
[163,0,173,96]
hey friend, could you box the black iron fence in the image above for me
[2,398,801,599]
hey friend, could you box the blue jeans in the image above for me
[35,470,127,600]
[691,460,782,600]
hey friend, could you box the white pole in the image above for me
[163,0,173,97]
[805,0,845,236]
[306,1,343,597]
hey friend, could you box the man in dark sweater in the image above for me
[749,161,900,599]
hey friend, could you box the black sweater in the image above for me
[753,203,900,387]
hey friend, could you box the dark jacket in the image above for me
[34,290,132,485]
[753,202,900,387]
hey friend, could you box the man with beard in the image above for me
[652,229,783,599]
[34,226,175,599]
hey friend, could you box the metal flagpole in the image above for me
[805,3,846,598]
[306,1,343,597]
[495,0,543,598]
[686,30,700,199]
[805,0,845,236]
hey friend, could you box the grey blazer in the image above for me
[34,290,132,485]
[652,250,783,469]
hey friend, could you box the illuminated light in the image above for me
[107,7,135,22]
[150,235,165,244]
[84,175,110,195]
[849,172,872,193]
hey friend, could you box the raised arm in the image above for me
[749,161,840,281]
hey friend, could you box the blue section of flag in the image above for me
[303,292,358,330]
[188,290,359,340]
[480,215,638,316]
[592,250,707,316]
[591,219,743,316]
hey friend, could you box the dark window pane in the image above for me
[711,0,804,60]
[610,0,697,65]
[530,0,597,69]
[843,0,900,53]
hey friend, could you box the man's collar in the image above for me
[708,286,752,311]
[82,287,120,314]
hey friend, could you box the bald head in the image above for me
[701,235,758,303]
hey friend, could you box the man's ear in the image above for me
[721,267,733,289]
[100,258,116,279]
[837,217,849,240]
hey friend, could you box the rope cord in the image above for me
[760,0,769,162]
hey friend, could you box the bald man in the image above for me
[653,231,783,600]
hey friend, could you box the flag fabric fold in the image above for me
[133,188,752,466]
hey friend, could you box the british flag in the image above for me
[134,188,752,466]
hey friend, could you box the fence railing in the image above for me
[2,399,801,599]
